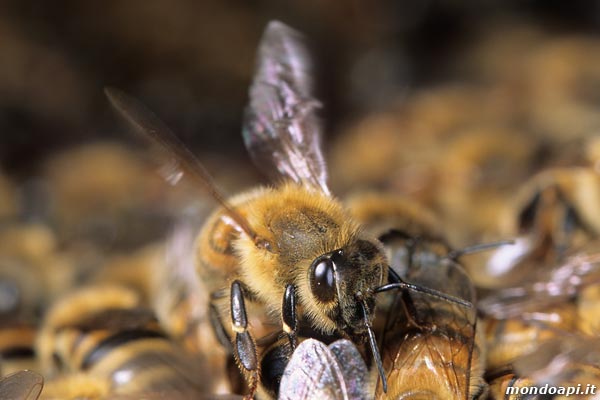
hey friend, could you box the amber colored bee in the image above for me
[372,231,487,400]
[479,241,600,375]
[494,337,600,399]
[36,285,213,399]
[0,171,18,221]
[485,367,538,400]
[105,20,469,399]
[482,303,578,370]
[0,370,44,400]
[471,167,600,289]
[0,322,37,377]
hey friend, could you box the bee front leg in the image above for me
[231,280,259,399]
[282,284,298,351]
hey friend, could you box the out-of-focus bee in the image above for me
[0,171,18,221]
[43,142,172,251]
[93,242,164,304]
[36,285,213,399]
[152,209,232,394]
[0,224,76,317]
[479,243,600,372]
[485,367,538,400]
[0,370,44,400]
[470,167,600,289]
[105,20,470,399]
[492,337,600,399]
[0,321,38,377]
[372,230,487,399]
[482,303,578,370]
[577,284,600,336]
[479,242,600,320]
[278,338,370,400]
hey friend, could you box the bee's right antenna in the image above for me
[374,278,473,309]
[358,298,387,393]
[446,239,515,260]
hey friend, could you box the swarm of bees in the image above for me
[2,19,600,400]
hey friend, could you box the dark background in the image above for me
[2,0,600,177]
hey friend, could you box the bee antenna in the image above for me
[358,299,387,393]
[446,239,515,260]
[374,280,473,308]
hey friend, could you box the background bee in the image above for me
[105,20,469,399]
[468,166,600,289]
[36,284,213,399]
[278,338,370,400]
[502,337,600,398]
[479,242,600,378]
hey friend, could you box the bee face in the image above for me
[307,239,385,335]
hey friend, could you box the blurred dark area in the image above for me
[2,0,600,176]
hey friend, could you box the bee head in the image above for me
[307,238,385,335]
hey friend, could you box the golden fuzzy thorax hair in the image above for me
[233,183,361,328]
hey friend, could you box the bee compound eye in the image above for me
[310,258,336,302]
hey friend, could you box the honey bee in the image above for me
[472,167,600,289]
[485,367,538,400]
[278,338,370,400]
[0,370,43,400]
[373,230,487,399]
[482,303,578,370]
[105,20,470,399]
[479,242,600,375]
[0,321,38,377]
[0,171,18,221]
[500,337,600,399]
[36,284,213,399]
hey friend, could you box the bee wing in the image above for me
[479,249,600,319]
[0,370,44,400]
[105,88,257,240]
[278,338,369,400]
[513,337,600,386]
[381,258,478,399]
[243,21,329,195]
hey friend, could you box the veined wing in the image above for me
[243,21,329,195]
[278,339,369,400]
[0,370,44,400]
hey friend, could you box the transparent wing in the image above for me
[513,337,600,387]
[243,21,329,194]
[0,370,44,400]
[278,338,369,400]
[479,246,600,319]
[379,250,479,400]
[105,87,257,240]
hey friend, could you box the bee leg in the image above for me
[282,284,298,350]
[230,280,259,399]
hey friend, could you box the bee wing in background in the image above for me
[105,88,257,240]
[243,20,329,195]
[278,339,369,400]
[479,248,600,319]
[0,370,44,400]
[512,337,600,386]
